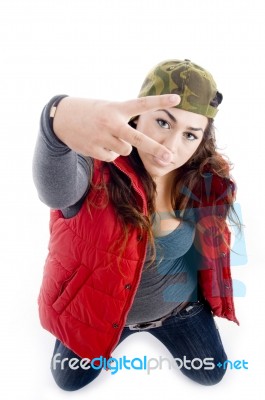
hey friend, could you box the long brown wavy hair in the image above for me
[89,118,240,265]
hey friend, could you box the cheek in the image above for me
[193,140,202,153]
[186,140,203,159]
[180,141,202,162]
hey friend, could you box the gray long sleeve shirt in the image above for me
[33,96,198,325]
[32,95,92,217]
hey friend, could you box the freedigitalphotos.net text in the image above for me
[52,354,248,375]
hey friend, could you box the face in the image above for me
[135,107,208,179]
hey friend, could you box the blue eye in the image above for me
[156,119,170,129]
[184,132,198,141]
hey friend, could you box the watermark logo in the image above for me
[217,359,248,370]
[52,354,248,375]
[155,201,247,301]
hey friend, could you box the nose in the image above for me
[161,132,180,153]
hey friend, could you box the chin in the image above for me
[140,154,181,178]
[144,165,176,179]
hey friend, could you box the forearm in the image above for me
[32,96,92,210]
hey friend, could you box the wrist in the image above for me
[48,95,68,132]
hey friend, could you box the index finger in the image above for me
[118,123,174,165]
[122,94,181,119]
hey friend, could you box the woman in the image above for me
[33,59,239,390]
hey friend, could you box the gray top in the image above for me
[126,221,196,324]
[33,96,198,325]
[32,95,92,217]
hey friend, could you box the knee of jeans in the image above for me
[50,363,79,391]
[180,361,227,386]
[50,357,101,391]
[52,374,81,392]
[203,365,227,386]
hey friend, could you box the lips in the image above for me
[152,156,173,167]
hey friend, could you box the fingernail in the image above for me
[162,152,171,161]
[169,94,180,103]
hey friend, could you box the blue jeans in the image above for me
[51,301,227,391]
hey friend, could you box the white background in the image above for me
[0,0,264,399]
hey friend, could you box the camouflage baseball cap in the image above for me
[138,59,223,118]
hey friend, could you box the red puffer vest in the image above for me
[38,157,238,360]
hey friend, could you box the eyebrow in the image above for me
[157,109,177,123]
[156,109,204,133]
